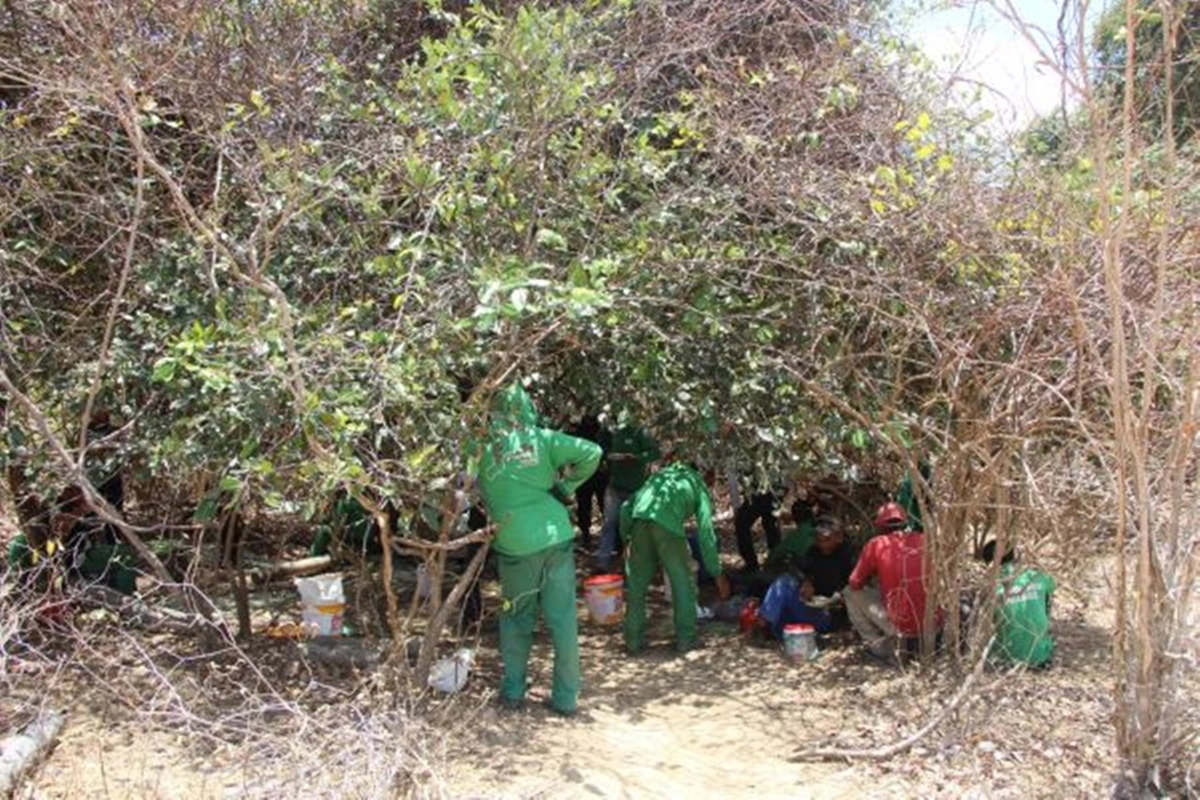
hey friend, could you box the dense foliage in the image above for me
[0,1,1195,790]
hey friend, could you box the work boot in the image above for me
[498,696,526,712]
[543,698,576,718]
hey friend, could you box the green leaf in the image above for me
[193,496,219,522]
[406,444,438,470]
[535,228,569,251]
[151,358,177,383]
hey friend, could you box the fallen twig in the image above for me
[0,709,66,797]
[792,639,996,762]
[245,555,334,585]
[74,584,211,633]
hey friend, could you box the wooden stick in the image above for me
[245,555,334,585]
[0,709,66,797]
[791,640,997,762]
[74,585,207,633]
[391,525,495,555]
[413,543,490,687]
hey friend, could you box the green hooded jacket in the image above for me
[618,463,721,577]
[475,385,602,557]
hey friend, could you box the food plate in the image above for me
[807,592,842,609]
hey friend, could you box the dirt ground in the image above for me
[435,556,1123,799]
[4,483,1197,800]
[7,543,1168,800]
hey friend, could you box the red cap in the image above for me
[874,501,907,532]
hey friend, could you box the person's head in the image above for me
[978,540,1017,565]
[488,383,538,429]
[873,501,908,534]
[813,516,844,554]
[791,498,816,527]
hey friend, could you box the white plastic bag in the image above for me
[428,648,474,693]
[295,573,346,637]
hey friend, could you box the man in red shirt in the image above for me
[846,502,940,662]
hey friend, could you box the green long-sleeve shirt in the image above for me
[897,462,932,529]
[475,385,602,557]
[992,564,1056,666]
[607,425,661,492]
[764,521,816,574]
[618,463,721,577]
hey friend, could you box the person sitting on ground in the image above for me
[620,460,731,654]
[757,516,856,637]
[757,570,831,639]
[801,516,856,628]
[763,499,818,576]
[7,485,140,594]
[845,502,942,663]
[979,540,1056,668]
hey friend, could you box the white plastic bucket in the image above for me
[583,574,624,625]
[295,573,345,637]
[783,623,819,662]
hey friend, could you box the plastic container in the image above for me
[583,574,624,625]
[295,573,346,637]
[783,623,819,662]
[428,648,474,693]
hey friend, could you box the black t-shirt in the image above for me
[802,543,856,597]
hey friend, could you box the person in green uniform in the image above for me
[593,422,661,572]
[763,499,818,575]
[619,461,731,653]
[896,460,932,531]
[474,384,602,715]
[309,492,377,557]
[7,520,140,595]
[980,541,1056,667]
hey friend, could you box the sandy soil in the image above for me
[437,561,1119,799]
[9,551,1191,799]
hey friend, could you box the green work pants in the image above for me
[623,519,698,652]
[496,539,580,713]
